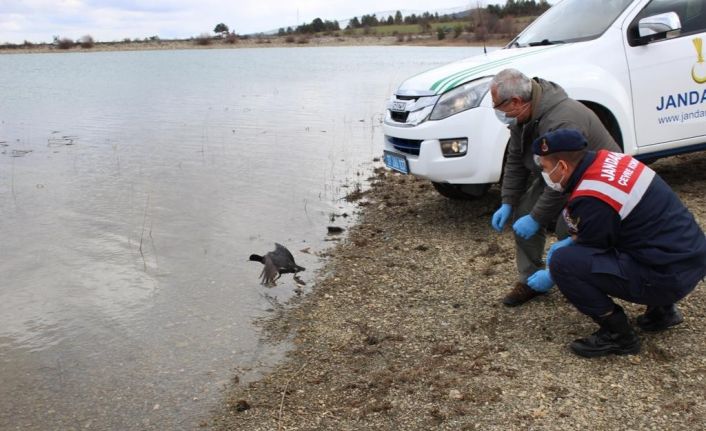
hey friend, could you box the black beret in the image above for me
[532,129,587,156]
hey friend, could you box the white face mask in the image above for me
[494,109,517,126]
[494,102,529,127]
[542,162,565,192]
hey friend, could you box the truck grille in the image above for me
[385,136,422,156]
[390,110,409,123]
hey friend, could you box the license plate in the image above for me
[391,101,407,112]
[383,151,409,174]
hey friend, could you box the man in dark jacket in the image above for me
[489,68,621,307]
[527,129,706,357]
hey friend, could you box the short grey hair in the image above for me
[491,68,532,102]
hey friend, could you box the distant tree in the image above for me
[487,4,502,16]
[328,20,341,32]
[55,37,74,49]
[311,17,325,32]
[394,10,403,25]
[78,34,94,48]
[360,14,378,27]
[496,16,520,37]
[278,28,286,36]
[296,18,339,34]
[419,19,432,33]
[437,27,446,40]
[472,7,491,39]
[195,33,212,45]
[386,16,394,25]
[214,23,229,36]
[348,17,361,28]
[489,0,549,18]
[475,24,488,41]
[224,31,238,44]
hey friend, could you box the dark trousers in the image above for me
[513,178,569,282]
[550,246,703,318]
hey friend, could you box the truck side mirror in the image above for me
[630,12,682,46]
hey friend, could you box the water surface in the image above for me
[0,45,485,430]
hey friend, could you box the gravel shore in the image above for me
[213,152,706,430]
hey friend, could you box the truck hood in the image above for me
[396,44,567,96]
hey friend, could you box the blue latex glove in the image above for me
[513,214,541,239]
[491,203,512,232]
[546,237,574,266]
[527,269,554,292]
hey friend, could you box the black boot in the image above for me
[636,304,683,332]
[570,305,640,358]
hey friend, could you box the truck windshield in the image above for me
[511,0,634,47]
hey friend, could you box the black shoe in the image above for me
[570,305,640,358]
[636,304,683,332]
[570,329,641,357]
[502,282,544,307]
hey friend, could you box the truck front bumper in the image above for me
[382,107,509,185]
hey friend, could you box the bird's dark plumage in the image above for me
[249,243,305,286]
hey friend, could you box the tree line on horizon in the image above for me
[277,0,550,35]
[0,0,550,49]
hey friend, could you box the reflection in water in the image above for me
[0,46,482,429]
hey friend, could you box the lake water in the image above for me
[0,45,485,430]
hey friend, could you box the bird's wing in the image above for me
[260,255,279,286]
[271,243,296,268]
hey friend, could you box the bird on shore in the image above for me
[249,243,305,286]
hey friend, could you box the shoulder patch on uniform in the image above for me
[562,208,580,234]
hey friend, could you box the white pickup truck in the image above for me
[383,0,706,199]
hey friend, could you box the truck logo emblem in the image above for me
[692,38,706,84]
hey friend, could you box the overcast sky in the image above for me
[0,0,514,44]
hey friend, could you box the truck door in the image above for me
[624,0,706,149]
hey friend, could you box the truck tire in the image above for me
[431,182,491,200]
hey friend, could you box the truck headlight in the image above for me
[440,138,468,157]
[429,77,492,121]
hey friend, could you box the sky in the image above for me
[0,0,510,44]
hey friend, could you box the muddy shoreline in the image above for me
[211,152,706,430]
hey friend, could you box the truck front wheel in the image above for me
[431,182,491,200]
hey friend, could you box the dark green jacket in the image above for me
[501,78,621,226]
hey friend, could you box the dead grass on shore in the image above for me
[0,35,508,55]
[211,152,706,430]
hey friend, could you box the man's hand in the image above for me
[491,204,512,232]
[546,237,574,266]
[513,214,540,239]
[527,269,554,292]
